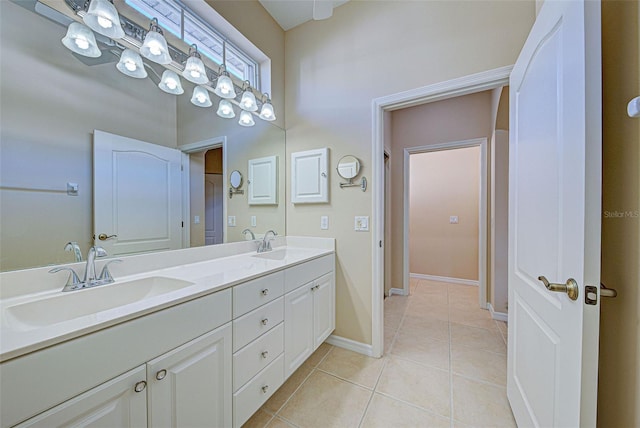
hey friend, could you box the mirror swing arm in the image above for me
[336,155,367,192]
[339,176,367,192]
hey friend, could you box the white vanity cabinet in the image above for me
[284,255,335,377]
[17,325,232,428]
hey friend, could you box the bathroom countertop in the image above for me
[0,245,333,362]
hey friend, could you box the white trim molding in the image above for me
[371,66,512,359]
[488,302,508,322]
[325,335,374,357]
[388,287,407,296]
[410,273,479,287]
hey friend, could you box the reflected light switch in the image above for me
[194,215,200,224]
[450,216,459,224]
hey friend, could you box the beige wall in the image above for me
[190,153,206,247]
[409,148,480,281]
[390,92,494,293]
[285,1,535,344]
[0,1,177,271]
[598,0,640,426]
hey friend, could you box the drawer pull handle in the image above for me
[261,385,269,393]
[261,288,269,296]
[261,318,269,326]
[156,369,167,380]
[311,284,320,291]
[261,351,269,359]
[134,381,147,393]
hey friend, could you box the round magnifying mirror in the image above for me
[336,155,360,179]
[230,170,243,189]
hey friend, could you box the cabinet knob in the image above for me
[261,385,269,393]
[261,318,269,326]
[261,288,269,296]
[261,351,269,359]
[134,381,147,393]
[156,369,167,380]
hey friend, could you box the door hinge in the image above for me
[181,221,184,228]
[585,285,598,305]
[379,240,383,248]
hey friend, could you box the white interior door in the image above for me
[205,173,223,245]
[94,130,183,256]
[507,1,602,427]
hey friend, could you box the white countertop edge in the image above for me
[0,238,335,362]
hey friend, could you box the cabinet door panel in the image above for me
[16,366,147,428]
[284,284,314,378]
[313,273,335,348]
[146,323,232,428]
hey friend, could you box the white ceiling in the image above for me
[258,0,349,31]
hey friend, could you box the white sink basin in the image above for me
[252,249,292,261]
[5,276,194,330]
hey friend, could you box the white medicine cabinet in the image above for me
[248,156,278,205]
[291,148,329,204]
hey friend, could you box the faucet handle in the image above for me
[94,246,108,258]
[98,259,122,282]
[49,267,83,291]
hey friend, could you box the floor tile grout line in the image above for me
[373,390,453,422]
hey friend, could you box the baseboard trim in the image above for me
[410,273,479,287]
[488,303,508,322]
[326,335,373,357]
[388,287,406,296]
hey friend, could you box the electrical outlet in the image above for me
[251,216,257,227]
[227,216,236,227]
[450,216,459,224]
[355,216,369,231]
[320,216,329,230]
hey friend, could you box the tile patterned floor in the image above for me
[244,279,514,428]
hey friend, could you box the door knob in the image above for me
[98,233,117,241]
[537,276,579,301]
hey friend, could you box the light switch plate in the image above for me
[194,215,200,224]
[320,216,329,230]
[355,216,369,231]
[251,216,257,227]
[228,216,236,227]
[450,216,459,224]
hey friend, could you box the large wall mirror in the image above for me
[0,0,286,272]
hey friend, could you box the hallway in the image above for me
[244,279,515,427]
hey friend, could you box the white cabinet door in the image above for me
[313,273,335,348]
[94,130,183,256]
[17,366,147,428]
[146,324,232,428]
[291,148,328,204]
[284,284,314,378]
[507,1,602,426]
[248,155,278,205]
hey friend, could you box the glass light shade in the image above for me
[83,0,124,39]
[190,86,212,107]
[240,89,258,112]
[213,73,236,99]
[182,56,208,85]
[61,22,101,58]
[216,99,235,118]
[259,101,276,121]
[116,49,147,78]
[158,70,184,95]
[238,110,255,127]
[140,30,171,65]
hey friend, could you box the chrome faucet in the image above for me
[49,245,121,292]
[64,242,83,262]
[257,230,277,253]
[242,228,256,241]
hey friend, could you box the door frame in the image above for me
[402,139,488,308]
[371,65,512,358]
[180,136,228,246]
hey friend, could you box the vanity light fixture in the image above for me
[238,110,255,127]
[116,48,147,78]
[259,93,276,121]
[182,44,209,85]
[191,86,212,107]
[216,99,236,118]
[213,64,237,99]
[61,22,101,58]
[140,18,171,65]
[158,70,184,95]
[83,0,124,39]
[239,81,258,112]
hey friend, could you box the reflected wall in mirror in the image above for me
[0,0,285,271]
[336,155,361,179]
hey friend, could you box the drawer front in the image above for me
[233,297,284,352]
[233,271,284,318]
[284,254,334,293]
[233,323,284,391]
[233,354,284,428]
